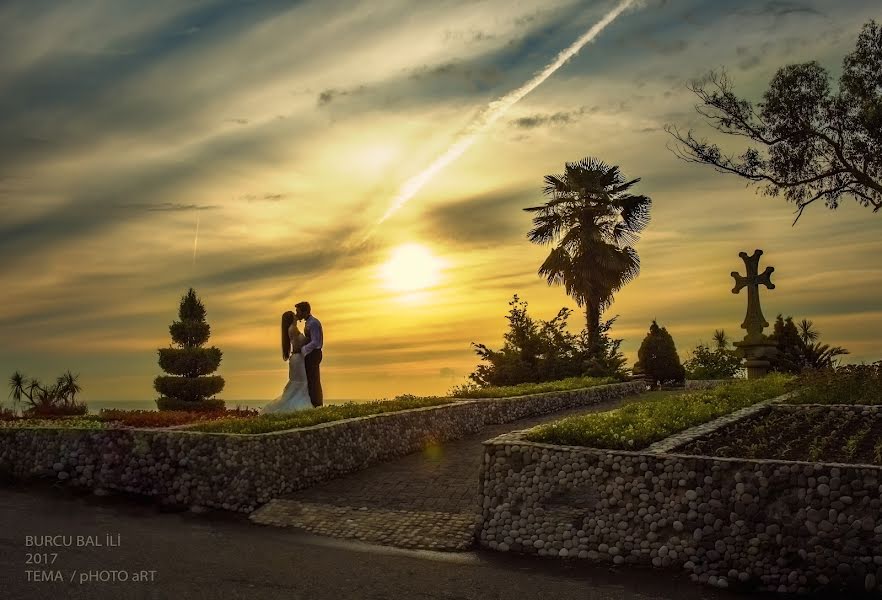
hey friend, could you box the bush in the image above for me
[525,373,792,450]
[157,347,222,378]
[684,331,742,380]
[155,288,225,410]
[7,370,87,416]
[466,295,627,388]
[155,396,226,412]
[633,320,685,387]
[784,361,882,405]
[450,376,617,398]
[154,376,225,403]
[767,315,849,374]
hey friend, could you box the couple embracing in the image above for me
[261,301,323,414]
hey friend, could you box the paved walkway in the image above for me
[250,395,635,551]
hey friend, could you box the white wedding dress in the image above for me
[261,327,313,414]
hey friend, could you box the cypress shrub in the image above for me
[633,320,686,388]
[155,288,225,411]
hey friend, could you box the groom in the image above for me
[294,301,323,407]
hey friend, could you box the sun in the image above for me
[379,243,446,294]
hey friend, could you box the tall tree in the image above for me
[666,20,882,223]
[525,157,651,355]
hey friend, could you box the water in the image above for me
[85,399,367,414]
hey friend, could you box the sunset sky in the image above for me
[2,0,880,405]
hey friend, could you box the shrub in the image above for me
[526,373,792,449]
[155,288,225,410]
[785,361,882,405]
[767,315,849,374]
[633,320,685,387]
[7,370,87,416]
[684,330,742,379]
[466,295,628,388]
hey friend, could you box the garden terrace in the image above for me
[0,381,644,513]
[477,375,882,595]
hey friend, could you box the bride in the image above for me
[261,311,313,414]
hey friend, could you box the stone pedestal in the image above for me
[733,338,778,379]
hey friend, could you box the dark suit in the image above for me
[302,317,323,407]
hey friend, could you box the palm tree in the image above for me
[56,371,81,406]
[525,157,651,354]
[8,371,28,410]
[797,319,820,345]
[712,329,730,350]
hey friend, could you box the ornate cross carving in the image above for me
[731,249,775,341]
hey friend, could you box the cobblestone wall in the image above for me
[478,402,882,595]
[0,381,644,513]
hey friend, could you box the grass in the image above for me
[185,395,458,434]
[0,416,109,429]
[524,373,793,450]
[784,362,882,405]
[0,375,632,435]
[450,376,619,398]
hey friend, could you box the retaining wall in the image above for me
[477,398,882,595]
[0,381,644,513]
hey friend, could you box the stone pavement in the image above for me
[250,394,636,551]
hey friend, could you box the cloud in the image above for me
[743,1,825,18]
[422,188,535,247]
[509,105,594,129]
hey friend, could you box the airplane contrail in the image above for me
[368,0,638,237]
[192,209,200,269]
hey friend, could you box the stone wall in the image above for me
[0,381,644,513]
[477,399,882,595]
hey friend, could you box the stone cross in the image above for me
[731,249,775,342]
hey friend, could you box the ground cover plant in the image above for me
[0,407,259,429]
[677,406,882,466]
[525,374,792,450]
[784,362,882,405]
[450,375,617,398]
[0,416,110,429]
[97,407,259,427]
[186,395,458,434]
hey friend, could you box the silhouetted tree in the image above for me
[766,314,849,373]
[667,20,882,223]
[155,288,225,411]
[466,295,627,387]
[633,320,685,388]
[525,157,651,357]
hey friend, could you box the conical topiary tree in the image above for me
[633,320,685,388]
[154,288,225,411]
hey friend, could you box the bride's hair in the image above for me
[281,311,295,360]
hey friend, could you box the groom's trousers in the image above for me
[304,349,323,407]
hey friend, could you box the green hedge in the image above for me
[168,320,210,347]
[525,374,792,450]
[157,347,222,377]
[155,397,226,412]
[154,375,224,402]
[187,396,457,434]
[450,376,618,398]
